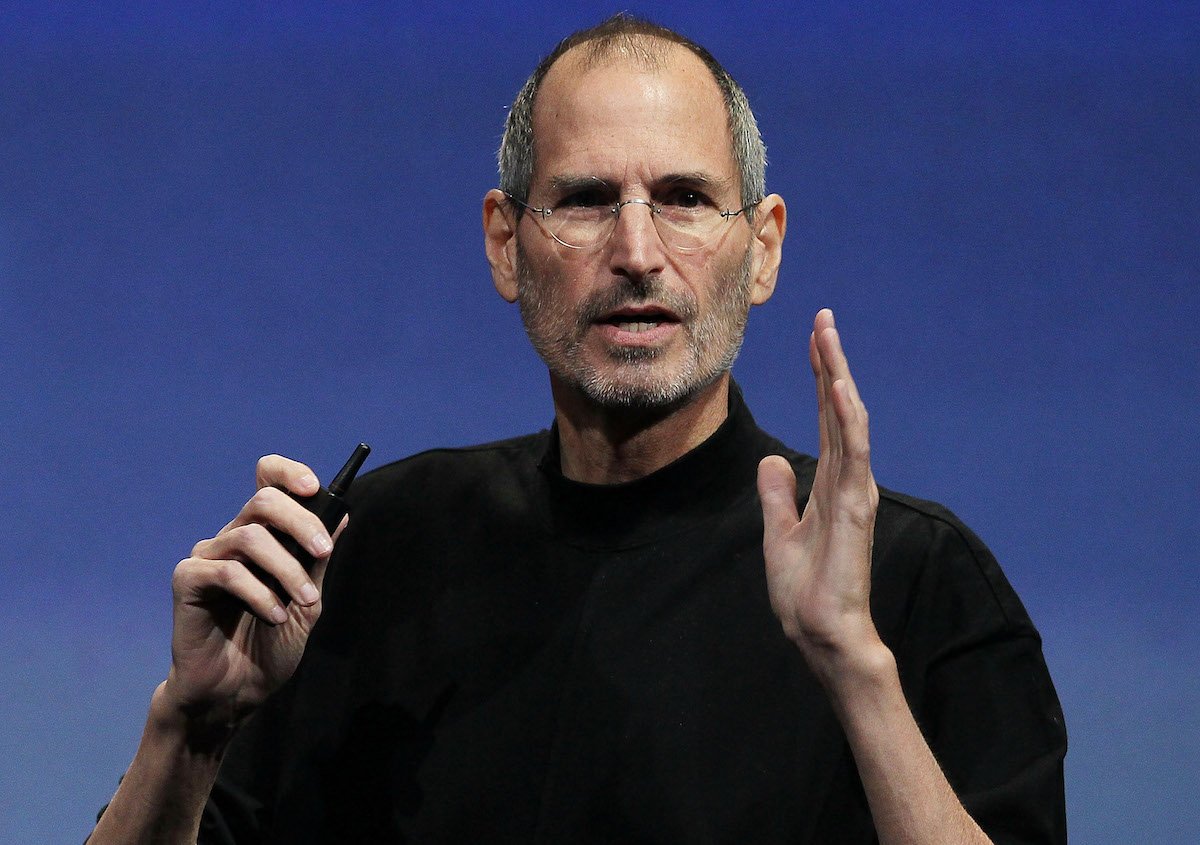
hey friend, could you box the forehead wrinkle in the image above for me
[532,47,738,201]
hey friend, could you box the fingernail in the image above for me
[270,605,289,624]
[300,583,320,605]
[297,473,318,491]
[312,533,333,555]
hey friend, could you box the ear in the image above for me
[748,193,786,306]
[483,189,519,302]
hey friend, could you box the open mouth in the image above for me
[609,319,663,333]
[597,305,681,334]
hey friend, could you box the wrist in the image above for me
[800,630,896,698]
[809,639,908,733]
[149,681,241,760]
[88,683,229,843]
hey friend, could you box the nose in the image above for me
[606,198,667,283]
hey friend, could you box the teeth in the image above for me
[616,321,660,333]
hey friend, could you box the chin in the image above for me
[567,352,728,411]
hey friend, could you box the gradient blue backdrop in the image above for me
[2,2,1197,842]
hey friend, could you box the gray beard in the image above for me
[515,243,754,410]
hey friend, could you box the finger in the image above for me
[307,514,350,593]
[816,316,870,460]
[194,522,322,607]
[757,455,800,542]
[831,378,871,473]
[222,486,333,560]
[255,454,321,497]
[826,374,873,500]
[330,512,349,544]
[813,321,842,462]
[815,311,864,411]
[173,556,290,625]
[809,330,832,460]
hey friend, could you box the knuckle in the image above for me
[249,520,277,547]
[221,523,251,547]
[171,562,189,599]
[239,521,273,547]
[256,454,288,488]
[248,485,282,512]
[213,560,239,589]
[171,558,194,587]
[229,523,279,560]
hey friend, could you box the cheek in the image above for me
[695,249,744,297]
[517,254,580,326]
[521,238,586,286]
[534,264,598,314]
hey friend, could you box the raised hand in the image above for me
[757,308,883,683]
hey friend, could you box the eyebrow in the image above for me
[546,174,612,194]
[657,172,735,194]
[544,171,736,196]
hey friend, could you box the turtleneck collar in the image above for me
[536,382,771,550]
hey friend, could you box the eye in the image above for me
[660,188,713,210]
[556,188,612,209]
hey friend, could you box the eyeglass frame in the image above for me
[503,190,763,253]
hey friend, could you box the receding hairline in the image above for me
[530,41,738,192]
[532,36,731,145]
[539,33,708,92]
[497,15,767,212]
[571,30,676,70]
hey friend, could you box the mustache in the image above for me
[575,276,698,327]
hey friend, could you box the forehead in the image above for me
[530,42,737,192]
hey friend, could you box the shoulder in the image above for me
[319,430,551,610]
[759,432,1030,629]
[865,485,1041,656]
[347,430,550,515]
[873,486,991,567]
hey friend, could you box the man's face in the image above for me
[512,45,760,409]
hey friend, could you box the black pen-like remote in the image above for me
[256,442,371,609]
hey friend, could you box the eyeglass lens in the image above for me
[545,199,735,252]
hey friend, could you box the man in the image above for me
[91,15,1066,844]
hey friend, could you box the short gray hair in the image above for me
[498,14,766,214]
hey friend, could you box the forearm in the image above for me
[822,643,992,845]
[89,682,234,845]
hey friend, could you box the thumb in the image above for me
[309,514,349,592]
[757,455,799,541]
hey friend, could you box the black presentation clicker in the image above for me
[258,442,370,609]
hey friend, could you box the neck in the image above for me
[550,374,732,484]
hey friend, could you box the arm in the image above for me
[89,456,341,845]
[757,309,991,845]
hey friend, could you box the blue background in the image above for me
[1,2,1196,841]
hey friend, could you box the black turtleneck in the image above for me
[536,384,795,549]
[201,386,1066,844]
